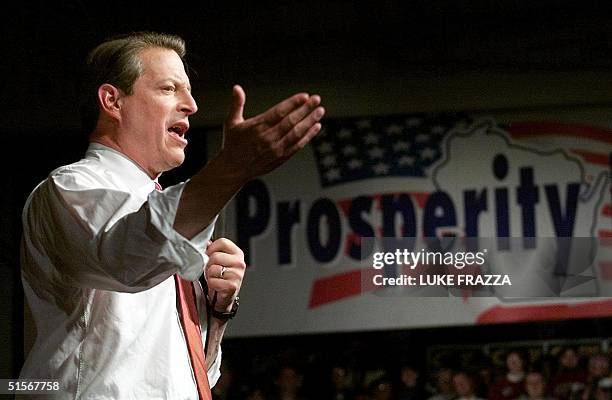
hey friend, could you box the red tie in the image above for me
[155,181,212,399]
[175,276,212,400]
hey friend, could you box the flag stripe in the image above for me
[600,261,612,280]
[599,230,612,238]
[308,270,363,308]
[599,237,612,247]
[507,122,612,144]
[477,300,612,324]
[570,149,610,166]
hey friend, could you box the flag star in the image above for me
[406,117,422,127]
[431,125,445,134]
[372,162,390,175]
[386,124,403,134]
[317,141,333,153]
[415,133,429,143]
[322,155,337,167]
[397,155,416,167]
[348,159,363,169]
[342,145,357,156]
[393,141,410,152]
[357,119,372,129]
[325,168,341,181]
[364,132,379,144]
[420,147,436,160]
[338,128,352,139]
[368,147,385,159]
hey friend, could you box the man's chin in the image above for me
[160,152,186,173]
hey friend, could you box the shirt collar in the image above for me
[85,142,160,194]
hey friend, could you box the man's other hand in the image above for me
[204,238,246,312]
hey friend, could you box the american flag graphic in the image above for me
[312,113,471,187]
[308,115,612,317]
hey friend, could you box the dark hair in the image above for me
[80,31,186,134]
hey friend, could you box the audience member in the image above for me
[271,366,306,400]
[324,365,355,400]
[427,368,455,400]
[516,371,556,400]
[396,365,424,400]
[453,371,485,400]
[369,377,393,400]
[551,347,588,400]
[489,351,527,400]
[581,355,611,400]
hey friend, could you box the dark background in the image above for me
[2,0,612,380]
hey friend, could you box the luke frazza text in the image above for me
[372,249,487,270]
[373,273,512,287]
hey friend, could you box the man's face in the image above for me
[118,47,197,177]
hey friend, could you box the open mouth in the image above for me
[167,122,189,145]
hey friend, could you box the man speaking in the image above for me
[18,31,324,399]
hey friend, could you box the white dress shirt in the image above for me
[19,142,221,399]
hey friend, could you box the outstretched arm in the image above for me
[174,85,324,239]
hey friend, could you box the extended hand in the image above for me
[220,85,325,181]
[204,238,246,312]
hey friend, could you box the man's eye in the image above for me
[163,86,176,92]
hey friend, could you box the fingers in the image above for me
[206,238,243,257]
[206,262,243,310]
[288,121,323,153]
[225,85,246,128]
[207,276,239,300]
[276,104,325,148]
[275,95,323,137]
[219,88,325,181]
[207,251,246,274]
[255,92,310,127]
[206,263,243,281]
[204,238,246,289]
[207,276,238,290]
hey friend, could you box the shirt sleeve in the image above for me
[22,167,215,293]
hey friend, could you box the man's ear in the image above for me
[97,83,124,120]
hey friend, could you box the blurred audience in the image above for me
[215,341,612,400]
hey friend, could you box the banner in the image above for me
[223,111,612,337]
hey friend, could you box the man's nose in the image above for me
[179,91,198,115]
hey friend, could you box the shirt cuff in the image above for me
[147,181,218,282]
